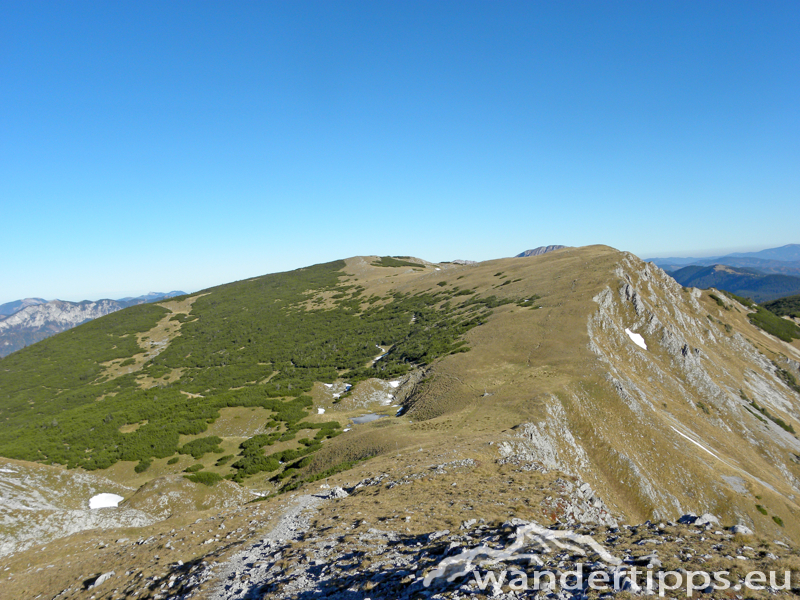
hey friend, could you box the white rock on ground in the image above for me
[89,571,115,589]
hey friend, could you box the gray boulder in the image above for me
[89,571,115,589]
[695,513,720,527]
[314,486,348,500]
[731,525,754,535]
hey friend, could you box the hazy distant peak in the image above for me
[0,298,47,318]
[726,243,800,262]
[515,245,567,258]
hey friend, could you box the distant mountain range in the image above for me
[646,244,800,303]
[647,244,800,277]
[0,291,185,357]
[667,265,800,303]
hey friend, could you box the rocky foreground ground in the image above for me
[2,449,797,600]
[159,490,799,600]
[5,453,799,600]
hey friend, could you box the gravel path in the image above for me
[206,487,348,600]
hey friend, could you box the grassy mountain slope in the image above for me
[3,246,800,598]
[0,256,520,485]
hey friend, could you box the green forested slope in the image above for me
[763,294,800,319]
[0,259,517,483]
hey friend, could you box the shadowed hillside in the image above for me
[668,264,800,302]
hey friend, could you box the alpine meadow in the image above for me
[3,2,800,599]
[3,248,800,598]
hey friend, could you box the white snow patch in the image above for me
[0,468,16,474]
[435,268,441,271]
[388,380,400,388]
[89,493,124,509]
[343,428,351,432]
[323,383,333,389]
[317,408,325,415]
[333,393,340,399]
[670,427,720,460]
[624,328,647,350]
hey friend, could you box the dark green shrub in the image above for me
[748,307,800,342]
[215,454,235,466]
[0,256,535,485]
[773,362,800,395]
[708,294,728,309]
[749,398,796,434]
[371,257,420,268]
[762,294,800,317]
[185,471,223,486]
[179,436,224,459]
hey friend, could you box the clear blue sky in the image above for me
[2,1,798,302]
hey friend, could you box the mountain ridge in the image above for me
[2,246,800,597]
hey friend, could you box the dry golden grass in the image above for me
[294,246,800,542]
[6,245,800,599]
[118,420,147,434]
[97,294,207,384]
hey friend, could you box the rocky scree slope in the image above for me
[179,495,799,600]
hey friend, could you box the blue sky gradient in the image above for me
[2,1,798,302]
